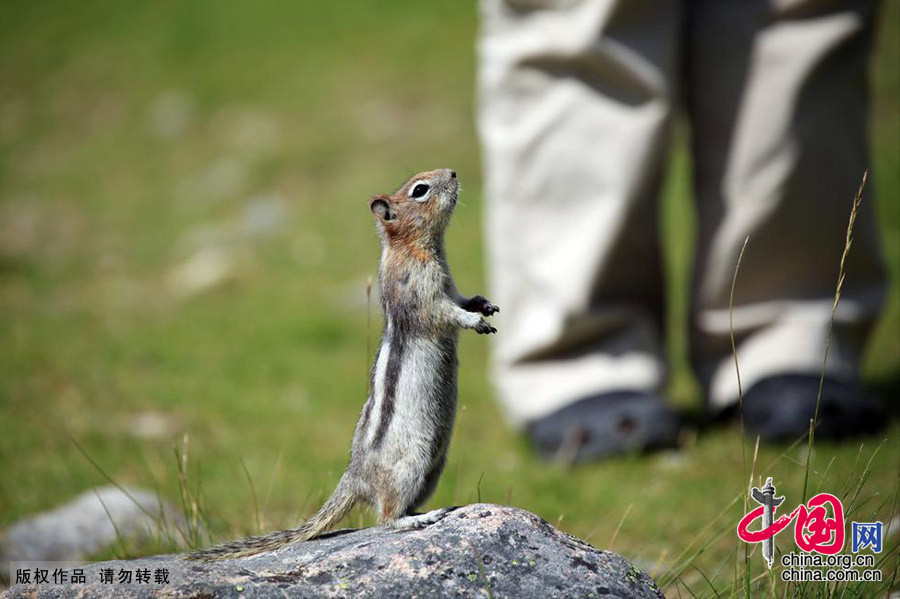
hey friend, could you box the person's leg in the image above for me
[478,0,682,454]
[686,0,886,437]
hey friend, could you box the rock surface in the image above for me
[0,486,192,563]
[2,503,662,598]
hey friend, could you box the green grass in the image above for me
[1,1,898,595]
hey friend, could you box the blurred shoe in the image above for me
[526,391,680,463]
[742,374,885,441]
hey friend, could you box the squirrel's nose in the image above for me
[450,170,457,179]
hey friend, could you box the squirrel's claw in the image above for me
[475,319,497,335]
[463,295,500,317]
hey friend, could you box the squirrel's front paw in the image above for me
[464,295,500,317]
[475,319,497,335]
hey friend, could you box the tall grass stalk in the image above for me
[365,276,373,396]
[238,458,261,534]
[728,235,751,598]
[608,502,633,552]
[173,434,210,549]
[802,171,867,503]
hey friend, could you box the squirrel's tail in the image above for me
[185,475,358,562]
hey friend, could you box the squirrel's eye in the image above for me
[410,183,430,200]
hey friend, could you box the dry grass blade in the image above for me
[802,169,867,503]
[365,276,373,396]
[608,501,633,552]
[729,235,751,597]
[239,458,262,535]
[658,493,743,586]
[730,235,751,432]
[69,433,162,526]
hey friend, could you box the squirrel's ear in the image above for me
[370,196,393,221]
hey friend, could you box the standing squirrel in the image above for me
[186,168,498,561]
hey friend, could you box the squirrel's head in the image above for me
[369,168,458,248]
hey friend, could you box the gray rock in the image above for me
[0,486,192,563]
[2,503,662,598]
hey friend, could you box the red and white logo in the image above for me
[737,477,845,569]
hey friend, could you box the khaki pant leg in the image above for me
[478,0,680,425]
[686,0,887,409]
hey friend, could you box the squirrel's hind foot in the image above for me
[387,507,454,531]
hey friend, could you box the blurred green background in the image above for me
[1,1,897,594]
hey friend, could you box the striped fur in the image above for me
[185,169,496,562]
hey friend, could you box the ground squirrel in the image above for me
[186,168,498,561]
